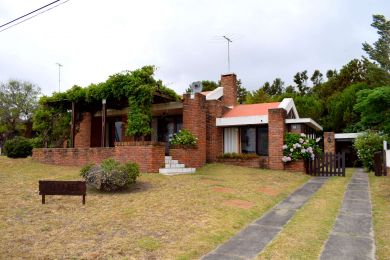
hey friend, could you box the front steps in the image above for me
[159,156,196,175]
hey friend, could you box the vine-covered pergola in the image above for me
[34,66,179,148]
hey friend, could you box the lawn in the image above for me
[369,173,390,260]
[0,157,308,259]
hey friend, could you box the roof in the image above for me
[285,118,323,131]
[201,91,211,95]
[334,133,363,140]
[222,102,280,117]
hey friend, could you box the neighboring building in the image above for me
[33,73,323,173]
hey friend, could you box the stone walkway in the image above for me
[201,177,328,260]
[320,168,375,260]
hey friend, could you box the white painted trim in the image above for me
[285,118,323,131]
[205,87,224,100]
[216,115,268,126]
[278,98,299,118]
[334,133,363,139]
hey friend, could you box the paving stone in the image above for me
[255,208,296,227]
[333,213,372,236]
[350,178,368,184]
[347,183,368,190]
[201,253,245,260]
[233,224,281,241]
[341,199,371,215]
[344,190,370,201]
[320,234,375,260]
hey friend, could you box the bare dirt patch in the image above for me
[224,199,255,209]
[256,187,280,196]
[212,187,235,193]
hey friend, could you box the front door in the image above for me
[157,116,183,155]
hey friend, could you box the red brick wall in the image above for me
[220,73,237,107]
[324,132,336,154]
[216,156,269,168]
[170,147,204,168]
[268,108,286,170]
[75,112,92,148]
[284,160,306,173]
[205,100,224,162]
[32,143,165,173]
[182,93,207,167]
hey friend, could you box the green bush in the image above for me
[169,129,197,146]
[217,152,259,160]
[3,136,33,158]
[353,131,387,171]
[80,158,140,192]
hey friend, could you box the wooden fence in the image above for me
[307,152,345,177]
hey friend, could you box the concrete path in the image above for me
[320,168,375,260]
[201,177,328,260]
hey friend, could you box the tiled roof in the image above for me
[223,102,280,117]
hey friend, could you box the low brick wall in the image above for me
[32,143,165,173]
[284,160,307,173]
[170,147,205,168]
[216,156,269,168]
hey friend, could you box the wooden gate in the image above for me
[374,151,387,176]
[307,152,345,177]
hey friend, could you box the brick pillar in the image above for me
[268,108,286,170]
[75,112,91,148]
[205,100,224,162]
[324,132,336,154]
[220,73,237,107]
[182,93,207,167]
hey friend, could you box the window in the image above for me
[240,126,268,155]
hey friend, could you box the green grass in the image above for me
[258,169,354,260]
[0,157,308,259]
[369,172,390,260]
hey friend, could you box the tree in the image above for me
[354,131,388,171]
[310,70,323,87]
[354,86,390,134]
[293,70,310,95]
[201,80,219,91]
[284,85,296,94]
[260,78,284,96]
[246,89,270,104]
[236,79,249,104]
[362,14,390,72]
[0,80,40,142]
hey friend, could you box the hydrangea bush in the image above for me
[282,133,322,162]
[169,129,197,146]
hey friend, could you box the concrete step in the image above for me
[165,156,172,160]
[159,167,196,175]
[165,163,185,168]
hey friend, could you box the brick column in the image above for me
[75,112,91,148]
[205,100,224,162]
[182,93,207,167]
[220,73,237,107]
[268,108,286,170]
[324,132,336,154]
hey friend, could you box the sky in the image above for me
[0,0,389,96]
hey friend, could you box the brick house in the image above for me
[33,73,323,173]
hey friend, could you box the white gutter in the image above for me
[285,118,323,131]
[216,115,268,126]
[334,133,363,139]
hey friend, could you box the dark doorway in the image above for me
[157,115,183,155]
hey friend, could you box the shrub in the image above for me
[282,133,322,162]
[80,158,140,192]
[3,136,33,158]
[169,129,197,146]
[217,152,259,160]
[353,131,387,171]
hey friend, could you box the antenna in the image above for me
[222,36,232,72]
[55,62,62,92]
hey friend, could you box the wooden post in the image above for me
[70,101,76,148]
[42,195,45,204]
[82,195,86,205]
[101,99,107,147]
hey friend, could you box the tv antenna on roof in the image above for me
[55,62,63,92]
[222,35,232,72]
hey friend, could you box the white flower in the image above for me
[300,133,306,137]
[316,137,321,143]
[290,148,294,152]
[301,148,306,153]
[296,143,301,148]
[283,145,288,149]
[299,138,304,144]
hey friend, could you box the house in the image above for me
[32,73,323,173]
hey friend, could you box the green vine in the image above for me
[36,66,179,139]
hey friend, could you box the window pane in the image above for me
[257,126,268,155]
[241,127,256,153]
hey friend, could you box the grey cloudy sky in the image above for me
[0,0,389,95]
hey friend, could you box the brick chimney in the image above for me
[220,73,237,107]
